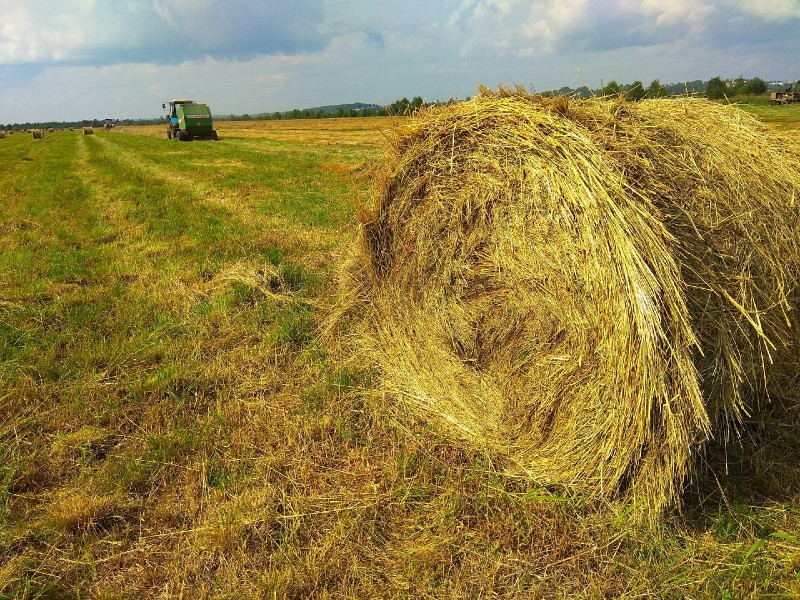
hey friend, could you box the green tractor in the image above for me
[163,99,218,141]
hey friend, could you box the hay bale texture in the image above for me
[83,127,93,135]
[0,131,5,139]
[337,89,800,514]
[32,129,43,139]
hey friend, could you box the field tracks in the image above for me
[88,134,218,202]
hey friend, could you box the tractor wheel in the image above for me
[212,130,218,141]
[167,127,172,139]
[175,130,184,141]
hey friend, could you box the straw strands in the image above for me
[334,89,800,515]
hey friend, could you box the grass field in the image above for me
[1,111,800,598]
[727,95,800,135]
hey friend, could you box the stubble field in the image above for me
[1,106,800,598]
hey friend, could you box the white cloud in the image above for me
[0,3,46,62]
[736,0,800,20]
[447,0,524,30]
[621,0,715,28]
[1,0,800,124]
[445,0,589,57]
[0,0,326,65]
[521,0,590,50]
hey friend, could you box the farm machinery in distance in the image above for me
[770,81,799,105]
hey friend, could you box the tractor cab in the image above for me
[163,99,193,120]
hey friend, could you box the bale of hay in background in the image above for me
[334,89,800,516]
[47,127,55,132]
[32,129,43,139]
[0,131,5,139]
[83,127,93,135]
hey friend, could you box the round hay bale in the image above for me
[335,90,800,515]
[83,127,93,135]
[0,131,5,139]
[32,129,43,139]
[47,127,55,132]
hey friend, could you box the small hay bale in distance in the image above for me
[47,127,55,132]
[83,127,93,135]
[336,89,800,516]
[32,129,43,139]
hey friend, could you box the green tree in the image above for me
[741,77,767,95]
[706,76,728,99]
[646,79,667,98]
[390,97,411,115]
[627,80,646,101]
[604,80,620,95]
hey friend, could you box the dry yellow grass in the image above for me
[333,89,800,517]
[123,116,399,147]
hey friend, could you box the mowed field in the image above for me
[1,109,800,598]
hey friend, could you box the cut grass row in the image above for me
[1,125,799,598]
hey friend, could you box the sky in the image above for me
[1,0,799,123]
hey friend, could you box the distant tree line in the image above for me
[0,117,165,131]
[1,77,780,130]
[221,96,432,121]
[704,76,767,99]
[543,76,769,101]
